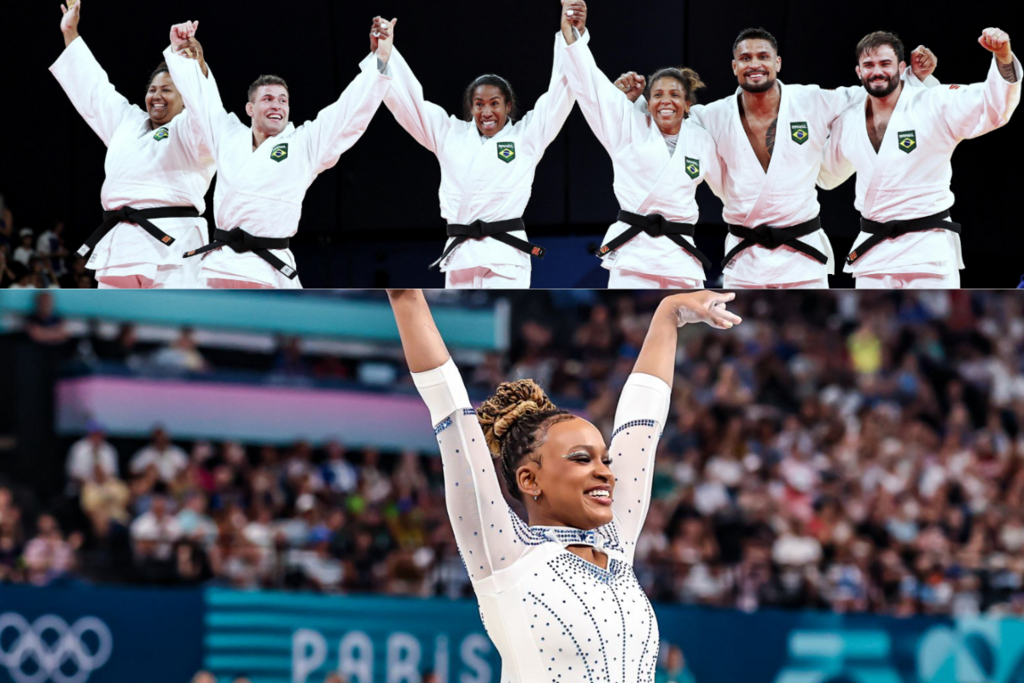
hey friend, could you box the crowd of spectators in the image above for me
[0,195,95,288]
[3,290,1024,620]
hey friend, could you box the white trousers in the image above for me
[607,269,703,290]
[445,266,530,289]
[854,270,960,289]
[724,274,830,289]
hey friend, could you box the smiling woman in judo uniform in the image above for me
[389,289,741,681]
[50,0,215,289]
[377,4,583,289]
[559,2,722,289]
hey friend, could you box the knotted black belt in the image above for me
[184,227,297,279]
[722,216,827,268]
[597,210,712,271]
[847,210,959,265]
[429,218,545,270]
[77,206,199,257]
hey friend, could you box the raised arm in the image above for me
[817,131,856,190]
[517,24,581,153]
[299,18,394,173]
[163,24,234,159]
[388,291,523,583]
[939,28,1020,139]
[50,0,137,146]
[560,5,642,154]
[610,292,741,559]
[382,39,456,154]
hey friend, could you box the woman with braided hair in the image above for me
[389,289,741,682]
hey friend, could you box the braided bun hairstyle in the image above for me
[477,379,571,501]
[644,67,707,114]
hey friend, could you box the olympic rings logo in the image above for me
[0,613,112,683]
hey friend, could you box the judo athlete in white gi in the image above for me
[819,29,1020,289]
[618,28,937,289]
[560,3,722,289]
[50,0,215,289]
[163,19,393,289]
[378,7,577,289]
[389,289,741,682]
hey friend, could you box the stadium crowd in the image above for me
[0,200,95,288]
[3,290,1024,620]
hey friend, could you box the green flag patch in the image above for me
[497,142,516,164]
[685,157,700,180]
[790,122,809,145]
[897,130,917,154]
[270,143,289,163]
[153,127,169,142]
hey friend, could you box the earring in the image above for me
[532,491,540,501]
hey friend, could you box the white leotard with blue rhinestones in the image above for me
[413,360,671,683]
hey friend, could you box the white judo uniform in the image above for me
[163,47,391,289]
[413,359,669,683]
[383,35,576,289]
[50,38,215,288]
[820,55,1022,289]
[562,31,722,289]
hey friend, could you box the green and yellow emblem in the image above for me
[153,127,170,142]
[497,142,516,164]
[271,143,289,163]
[790,122,809,145]
[897,130,917,154]
[685,157,700,180]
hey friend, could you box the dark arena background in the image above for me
[3,0,1021,287]
[3,288,1024,682]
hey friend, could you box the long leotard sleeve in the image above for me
[50,37,141,146]
[608,372,671,565]
[413,359,526,583]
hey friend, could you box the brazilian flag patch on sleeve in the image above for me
[271,143,289,163]
[153,127,170,142]
[497,142,516,164]
[897,130,917,154]
[790,122,809,145]
[685,157,700,180]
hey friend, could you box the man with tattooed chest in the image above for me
[618,28,938,288]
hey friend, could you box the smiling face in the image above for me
[145,72,185,127]
[471,84,512,137]
[733,39,781,93]
[246,84,290,137]
[647,77,689,135]
[519,417,614,530]
[856,45,905,98]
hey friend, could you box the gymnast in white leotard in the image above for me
[388,290,740,683]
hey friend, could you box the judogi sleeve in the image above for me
[937,54,1021,139]
[300,53,393,174]
[517,33,579,152]
[50,37,138,146]
[561,30,637,153]
[701,131,727,200]
[412,359,524,583]
[383,47,456,155]
[163,47,233,159]
[609,372,670,564]
[817,130,856,190]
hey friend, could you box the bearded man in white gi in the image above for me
[617,28,938,289]
[819,29,1020,289]
[163,19,394,288]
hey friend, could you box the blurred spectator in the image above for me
[130,493,181,580]
[22,514,79,586]
[272,336,310,377]
[323,674,347,683]
[0,192,11,245]
[7,262,34,289]
[66,421,120,492]
[656,645,697,683]
[190,673,216,683]
[29,255,60,289]
[321,442,358,494]
[130,427,189,483]
[149,328,209,373]
[36,220,69,282]
[25,292,69,345]
[13,228,34,266]
[0,244,16,287]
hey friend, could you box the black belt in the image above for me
[722,217,827,268]
[429,218,545,270]
[184,227,297,279]
[847,210,959,265]
[77,206,199,257]
[597,211,712,271]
